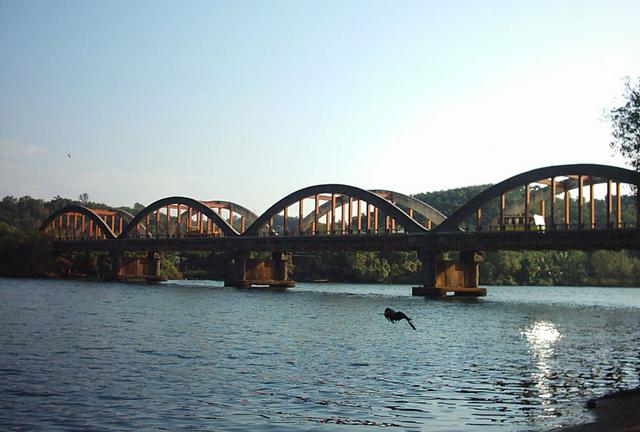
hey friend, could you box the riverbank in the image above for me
[555,388,640,431]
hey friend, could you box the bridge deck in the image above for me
[51,228,640,253]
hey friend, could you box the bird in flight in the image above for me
[67,153,71,158]
[384,308,416,330]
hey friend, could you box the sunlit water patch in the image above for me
[1,278,639,431]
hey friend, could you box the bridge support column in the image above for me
[272,251,289,282]
[224,252,294,289]
[145,251,166,282]
[234,252,248,282]
[413,251,486,297]
[418,251,439,288]
[107,250,123,280]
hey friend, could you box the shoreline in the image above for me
[9,274,640,289]
[554,388,640,431]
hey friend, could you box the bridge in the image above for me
[41,164,640,297]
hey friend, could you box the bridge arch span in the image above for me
[297,189,446,233]
[103,208,135,221]
[435,164,640,232]
[199,200,259,233]
[40,205,117,240]
[89,207,137,237]
[243,184,428,237]
[119,196,240,239]
[370,190,447,226]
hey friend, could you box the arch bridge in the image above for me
[41,164,640,296]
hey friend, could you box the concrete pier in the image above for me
[224,252,294,289]
[413,251,486,297]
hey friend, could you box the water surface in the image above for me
[1,278,639,431]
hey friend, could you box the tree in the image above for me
[78,192,90,204]
[609,78,640,171]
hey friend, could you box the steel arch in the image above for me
[105,208,136,221]
[242,184,428,236]
[369,190,447,225]
[435,164,640,232]
[89,208,137,234]
[199,200,259,232]
[297,189,446,232]
[40,205,117,239]
[119,196,240,239]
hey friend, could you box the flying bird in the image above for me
[67,153,71,158]
[384,308,416,330]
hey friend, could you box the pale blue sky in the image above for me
[1,1,639,212]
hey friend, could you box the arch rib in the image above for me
[119,196,240,239]
[40,205,117,239]
[435,164,640,232]
[200,200,257,220]
[199,200,259,232]
[243,184,427,236]
[369,190,447,225]
[102,208,136,221]
[297,190,446,233]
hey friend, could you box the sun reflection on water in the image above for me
[523,321,562,349]
[522,321,563,409]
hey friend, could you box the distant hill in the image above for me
[413,184,492,216]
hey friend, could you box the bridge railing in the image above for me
[483,222,637,232]
[127,232,227,239]
[253,226,409,237]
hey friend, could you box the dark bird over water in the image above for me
[384,308,416,330]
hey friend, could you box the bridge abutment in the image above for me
[224,252,294,289]
[413,250,486,297]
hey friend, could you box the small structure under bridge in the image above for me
[41,164,640,297]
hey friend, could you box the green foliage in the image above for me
[67,252,98,276]
[177,251,235,280]
[589,250,640,285]
[0,196,49,232]
[159,253,182,280]
[116,202,145,216]
[609,77,640,171]
[0,227,53,277]
[291,251,420,284]
[481,250,639,286]
[414,184,491,216]
[481,251,522,285]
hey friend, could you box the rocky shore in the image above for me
[555,388,640,432]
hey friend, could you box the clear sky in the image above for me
[1,0,639,213]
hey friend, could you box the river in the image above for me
[1,278,639,431]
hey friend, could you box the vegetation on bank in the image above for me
[608,77,640,172]
[1,191,639,286]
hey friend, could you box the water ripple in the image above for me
[1,279,639,431]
